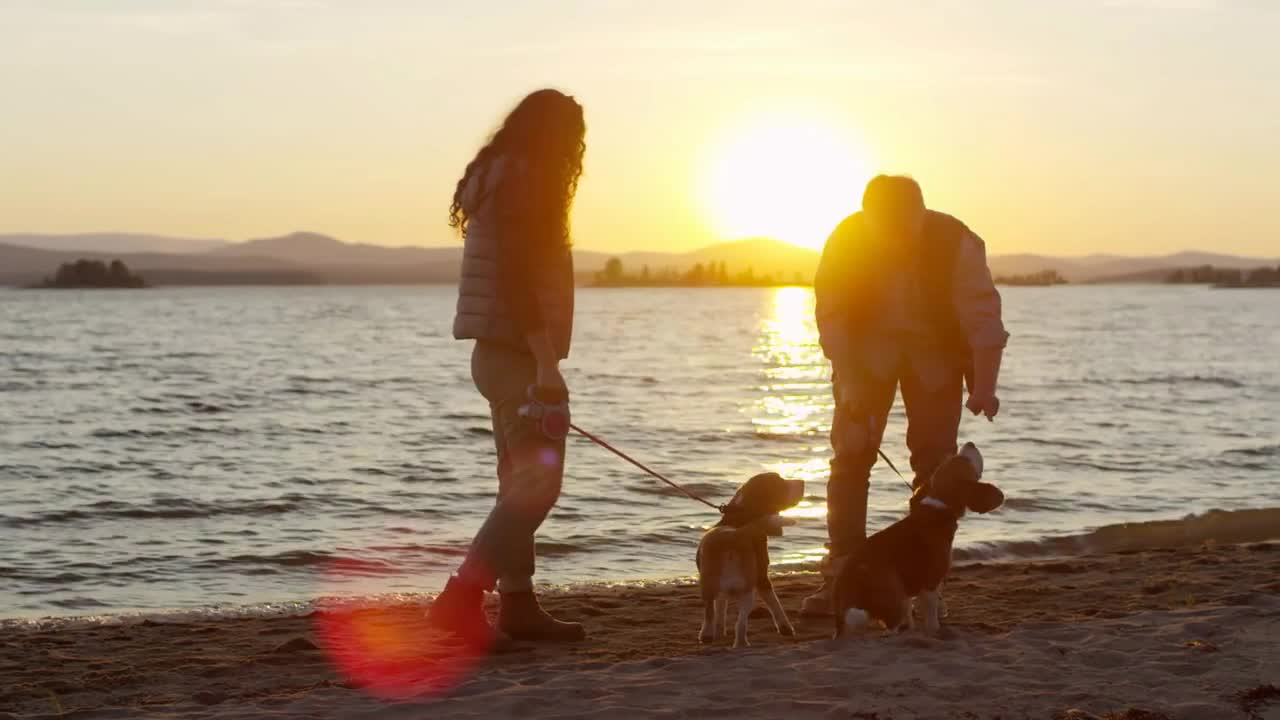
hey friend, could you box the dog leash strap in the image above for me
[569,423,724,513]
[855,410,914,492]
[877,449,915,491]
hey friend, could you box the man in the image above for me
[802,175,1008,616]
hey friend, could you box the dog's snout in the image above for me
[783,479,805,508]
[958,442,983,478]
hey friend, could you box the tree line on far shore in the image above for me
[592,258,810,287]
[26,257,1278,291]
[1166,265,1280,287]
[593,258,1075,288]
[992,269,1068,286]
[31,259,147,289]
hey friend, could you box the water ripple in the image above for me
[1,285,1277,617]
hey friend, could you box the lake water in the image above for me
[2,285,1278,619]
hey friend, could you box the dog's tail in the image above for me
[842,608,869,628]
[834,605,869,639]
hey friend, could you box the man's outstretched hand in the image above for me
[965,391,1000,421]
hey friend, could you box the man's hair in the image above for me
[861,175,925,216]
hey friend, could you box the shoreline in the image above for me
[4,542,1278,719]
[8,505,1280,626]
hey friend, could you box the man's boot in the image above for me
[498,591,586,642]
[425,576,501,650]
[805,466,870,616]
[801,552,848,617]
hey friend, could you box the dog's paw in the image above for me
[778,623,796,637]
[732,638,750,649]
[699,633,715,645]
[921,609,952,632]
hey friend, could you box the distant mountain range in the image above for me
[982,251,1278,283]
[0,232,823,286]
[0,233,229,255]
[1,231,1275,287]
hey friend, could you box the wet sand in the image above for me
[3,542,1279,720]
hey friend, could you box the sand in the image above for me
[3,542,1279,720]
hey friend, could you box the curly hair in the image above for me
[449,89,586,246]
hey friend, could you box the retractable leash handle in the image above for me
[518,385,571,441]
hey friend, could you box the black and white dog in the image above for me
[832,443,1003,637]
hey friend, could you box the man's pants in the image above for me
[456,341,566,593]
[827,367,964,558]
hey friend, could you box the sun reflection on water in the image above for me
[752,287,834,567]
[752,287,829,438]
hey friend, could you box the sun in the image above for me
[702,116,873,250]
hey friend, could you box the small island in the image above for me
[591,258,809,288]
[994,269,1068,287]
[31,259,147,289]
[1166,265,1280,288]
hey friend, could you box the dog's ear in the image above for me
[718,499,748,526]
[718,480,759,526]
[966,482,1004,513]
[716,490,741,526]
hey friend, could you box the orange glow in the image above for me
[314,600,491,700]
[313,558,493,701]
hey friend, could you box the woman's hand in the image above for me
[527,329,567,396]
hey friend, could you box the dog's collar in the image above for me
[920,497,949,511]
[919,496,964,521]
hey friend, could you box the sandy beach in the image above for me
[4,541,1278,720]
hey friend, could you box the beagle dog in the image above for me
[832,442,1003,638]
[696,472,805,648]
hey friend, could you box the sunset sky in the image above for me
[3,1,1277,256]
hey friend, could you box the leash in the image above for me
[878,449,916,492]
[856,409,915,493]
[569,423,725,513]
[570,422,910,508]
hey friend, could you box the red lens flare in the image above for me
[312,559,494,700]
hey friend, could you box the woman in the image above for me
[428,89,586,645]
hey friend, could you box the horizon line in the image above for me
[1,230,1277,261]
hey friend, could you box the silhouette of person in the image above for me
[428,89,587,645]
[802,175,1008,616]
